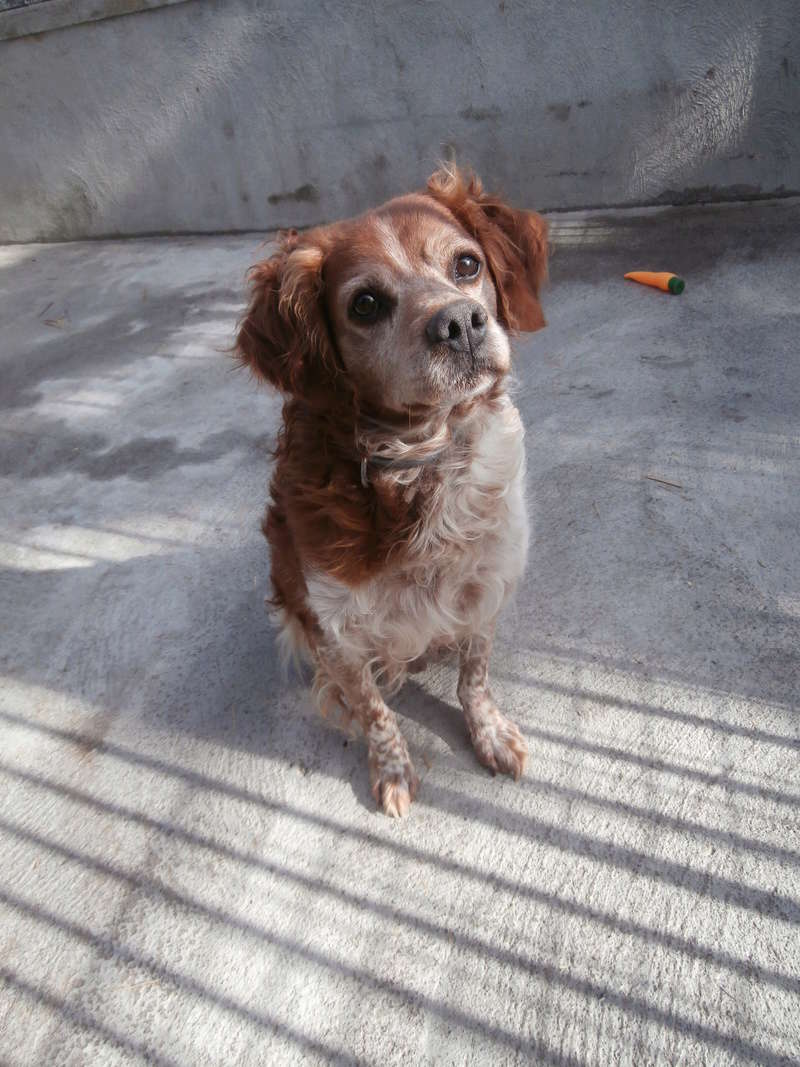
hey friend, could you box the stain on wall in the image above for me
[267,183,320,206]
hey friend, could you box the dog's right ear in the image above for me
[236,232,330,395]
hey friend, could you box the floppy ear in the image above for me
[426,167,548,332]
[236,232,331,395]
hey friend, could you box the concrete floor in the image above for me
[0,200,798,1067]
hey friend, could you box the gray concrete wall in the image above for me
[1,0,798,241]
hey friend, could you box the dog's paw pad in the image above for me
[470,712,528,780]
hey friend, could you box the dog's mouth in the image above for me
[428,342,505,395]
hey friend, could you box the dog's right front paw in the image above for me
[372,764,419,817]
[367,726,419,817]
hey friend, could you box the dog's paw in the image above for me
[368,729,419,818]
[469,709,528,780]
[373,766,419,818]
[370,760,419,817]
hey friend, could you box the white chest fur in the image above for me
[304,395,529,680]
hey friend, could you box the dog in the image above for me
[236,166,548,816]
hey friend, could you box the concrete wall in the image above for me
[1,0,798,241]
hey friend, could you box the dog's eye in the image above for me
[351,291,380,320]
[455,254,481,280]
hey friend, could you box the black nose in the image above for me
[425,301,488,353]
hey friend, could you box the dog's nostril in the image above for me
[471,309,486,330]
[448,320,461,340]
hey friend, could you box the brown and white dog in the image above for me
[236,166,548,816]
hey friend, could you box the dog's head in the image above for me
[236,167,548,413]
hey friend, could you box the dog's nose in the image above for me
[425,301,488,353]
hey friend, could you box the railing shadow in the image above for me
[0,785,794,1067]
[2,714,798,1001]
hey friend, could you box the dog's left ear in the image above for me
[426,166,548,332]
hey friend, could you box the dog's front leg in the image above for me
[317,649,419,817]
[457,629,528,780]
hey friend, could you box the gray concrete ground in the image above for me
[1,200,798,1066]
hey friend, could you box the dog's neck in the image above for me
[282,378,507,487]
[356,385,507,486]
[355,379,507,459]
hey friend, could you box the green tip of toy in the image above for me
[668,276,685,294]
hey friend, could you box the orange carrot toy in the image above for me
[624,271,685,294]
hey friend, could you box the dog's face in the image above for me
[323,200,511,409]
[237,168,548,413]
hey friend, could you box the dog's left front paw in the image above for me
[468,708,528,780]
